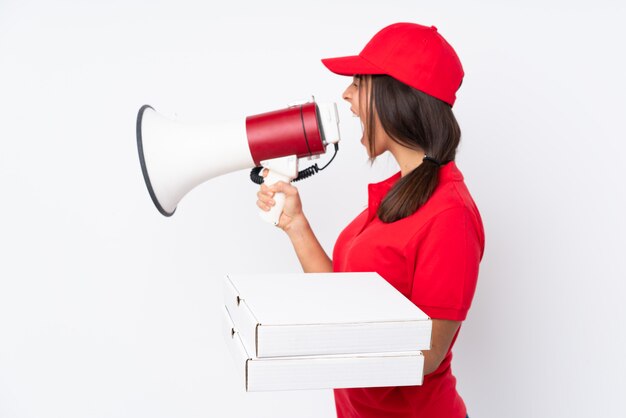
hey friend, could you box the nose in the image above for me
[342,85,352,102]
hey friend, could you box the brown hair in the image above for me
[360,74,461,223]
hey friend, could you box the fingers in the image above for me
[256,186,275,211]
[256,198,274,211]
[258,184,275,201]
[267,181,298,196]
[256,179,299,215]
[256,200,273,212]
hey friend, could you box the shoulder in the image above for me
[404,179,484,249]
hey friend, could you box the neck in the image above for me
[388,143,426,177]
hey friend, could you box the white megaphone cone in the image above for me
[137,105,254,217]
[136,100,340,224]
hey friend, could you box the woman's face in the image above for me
[342,75,389,157]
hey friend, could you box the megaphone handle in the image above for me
[259,170,292,226]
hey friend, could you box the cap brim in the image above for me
[321,55,384,76]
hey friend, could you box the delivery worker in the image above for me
[257,22,484,418]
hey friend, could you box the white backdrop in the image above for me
[1,1,625,417]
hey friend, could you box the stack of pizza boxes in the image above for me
[222,272,432,392]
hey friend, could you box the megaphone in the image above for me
[136,99,340,225]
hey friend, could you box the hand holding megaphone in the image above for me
[136,99,340,223]
[257,156,297,225]
[257,169,304,230]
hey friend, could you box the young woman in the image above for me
[257,22,484,418]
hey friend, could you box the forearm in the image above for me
[421,319,462,376]
[422,347,446,375]
[285,216,333,273]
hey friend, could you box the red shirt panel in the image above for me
[332,162,485,418]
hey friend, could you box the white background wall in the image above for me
[1,1,624,417]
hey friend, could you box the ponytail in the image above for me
[377,160,441,223]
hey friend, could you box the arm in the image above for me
[284,216,333,273]
[423,319,461,375]
[408,208,482,375]
[257,176,332,273]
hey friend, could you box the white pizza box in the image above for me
[222,305,424,392]
[223,272,431,358]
